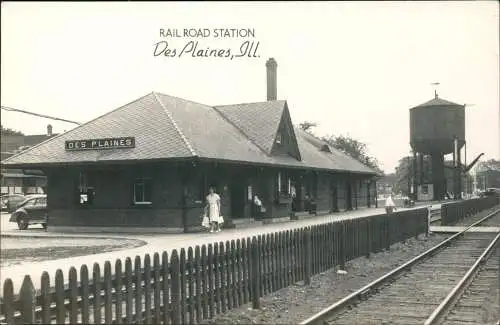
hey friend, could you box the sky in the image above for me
[1,1,499,173]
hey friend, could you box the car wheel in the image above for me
[17,215,29,230]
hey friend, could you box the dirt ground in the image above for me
[0,237,146,268]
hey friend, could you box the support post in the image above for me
[304,228,312,285]
[413,151,418,201]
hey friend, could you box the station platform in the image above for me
[0,203,443,292]
[430,226,500,233]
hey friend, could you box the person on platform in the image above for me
[385,194,396,214]
[253,194,264,218]
[206,186,222,233]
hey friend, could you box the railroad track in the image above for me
[300,208,500,325]
[441,244,499,325]
[477,209,500,227]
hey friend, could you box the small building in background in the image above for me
[1,124,58,195]
[475,160,500,191]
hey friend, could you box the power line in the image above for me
[1,106,82,125]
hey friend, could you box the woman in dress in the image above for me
[385,193,396,214]
[206,186,222,233]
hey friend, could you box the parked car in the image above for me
[1,194,26,213]
[9,194,48,230]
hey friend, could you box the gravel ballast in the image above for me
[201,233,451,325]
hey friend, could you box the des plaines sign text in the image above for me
[65,137,135,151]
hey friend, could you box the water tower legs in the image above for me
[431,153,446,200]
[419,154,424,186]
[454,148,462,199]
[412,151,418,201]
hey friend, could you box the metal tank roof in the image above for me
[411,94,463,109]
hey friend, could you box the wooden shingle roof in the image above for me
[214,101,285,155]
[2,92,377,175]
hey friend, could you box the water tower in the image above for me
[409,86,465,201]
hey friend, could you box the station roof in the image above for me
[1,92,377,175]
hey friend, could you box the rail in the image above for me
[299,208,500,325]
[424,231,500,325]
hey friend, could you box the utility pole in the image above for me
[1,106,81,125]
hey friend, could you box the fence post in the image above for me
[125,257,134,324]
[19,275,36,324]
[339,222,346,270]
[3,278,15,325]
[69,267,79,324]
[366,219,371,258]
[426,207,430,237]
[134,256,142,325]
[80,265,90,324]
[304,227,312,284]
[251,236,261,309]
[385,216,391,251]
[40,271,51,324]
[104,261,113,325]
[161,252,170,325]
[171,250,181,325]
[115,259,124,325]
[56,269,66,324]
[144,254,152,325]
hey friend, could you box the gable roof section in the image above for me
[214,100,285,155]
[270,102,301,160]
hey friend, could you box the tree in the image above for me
[298,121,317,133]
[1,125,24,136]
[323,134,384,175]
[298,121,383,174]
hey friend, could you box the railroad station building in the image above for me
[2,58,378,232]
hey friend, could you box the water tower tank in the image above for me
[410,95,465,154]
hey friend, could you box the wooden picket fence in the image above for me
[441,196,500,225]
[0,208,429,324]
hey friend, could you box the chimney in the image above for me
[266,58,277,101]
[47,124,53,136]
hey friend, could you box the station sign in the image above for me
[65,137,135,151]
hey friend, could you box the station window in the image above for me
[133,178,152,205]
[422,185,429,195]
[276,132,283,145]
[276,171,291,196]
